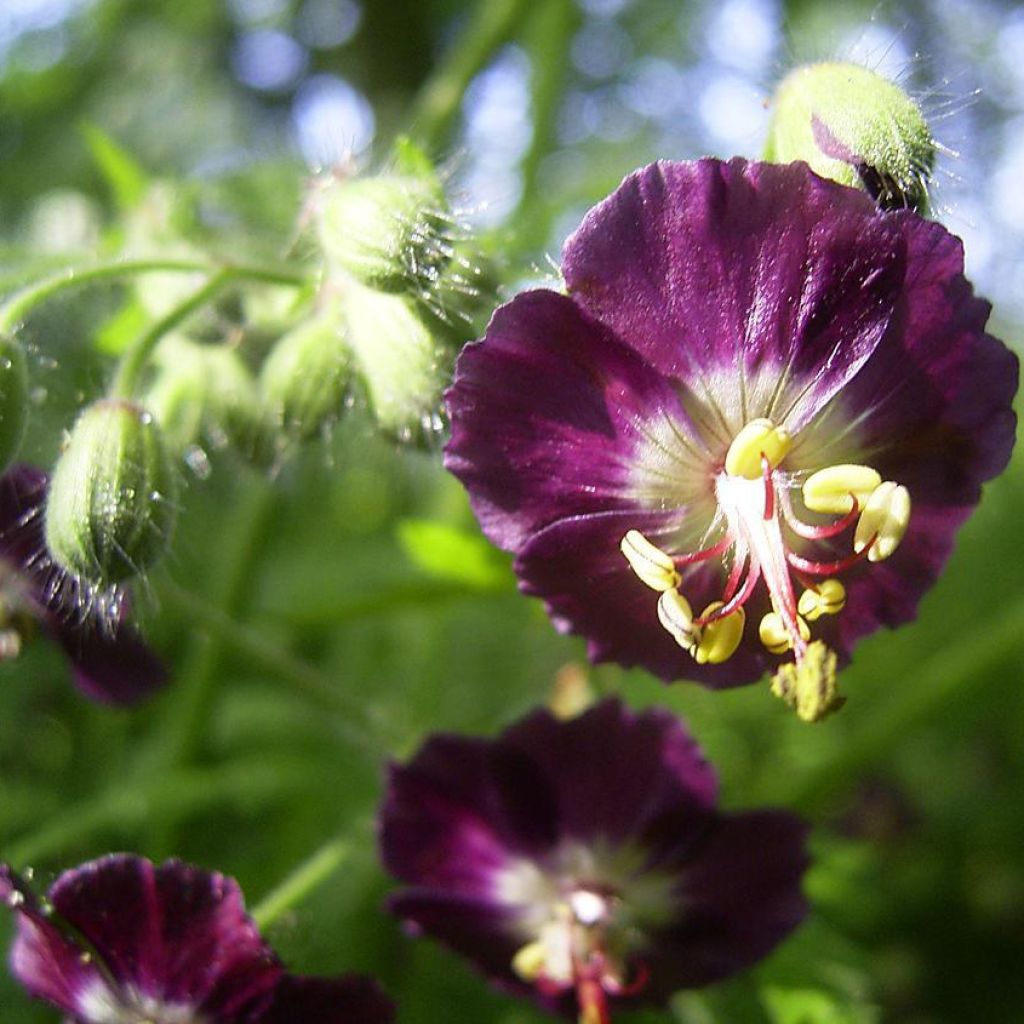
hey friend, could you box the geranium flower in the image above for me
[445,158,1017,718]
[380,698,808,1021]
[0,464,165,705]
[0,854,395,1024]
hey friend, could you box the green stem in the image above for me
[0,258,306,335]
[408,0,533,150]
[784,592,1024,813]
[158,577,385,755]
[251,838,349,931]
[108,268,234,398]
[6,757,313,867]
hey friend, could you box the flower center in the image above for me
[510,883,647,1024]
[621,418,911,720]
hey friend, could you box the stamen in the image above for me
[512,941,548,982]
[724,418,792,479]
[696,558,760,625]
[770,641,844,722]
[693,602,745,664]
[779,486,861,540]
[672,535,731,566]
[803,464,882,514]
[786,543,874,577]
[620,531,680,592]
[854,481,911,561]
[797,579,846,621]
[657,589,697,650]
[759,611,810,654]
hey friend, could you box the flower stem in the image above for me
[0,258,306,336]
[408,0,533,149]
[158,577,385,755]
[108,268,234,398]
[250,838,349,931]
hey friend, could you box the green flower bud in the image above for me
[343,281,452,443]
[143,335,266,459]
[765,62,935,212]
[260,308,351,442]
[45,399,178,584]
[0,335,28,472]
[316,173,452,294]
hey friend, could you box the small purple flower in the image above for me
[445,159,1018,717]
[380,698,808,1020]
[0,854,395,1024]
[0,464,165,705]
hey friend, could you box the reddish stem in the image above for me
[786,537,875,576]
[781,490,860,540]
[673,535,731,567]
[761,454,775,522]
[696,558,761,625]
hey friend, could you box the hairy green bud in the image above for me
[765,62,935,212]
[260,309,351,441]
[343,282,452,442]
[0,335,28,472]
[317,173,451,294]
[143,335,266,458]
[45,399,178,584]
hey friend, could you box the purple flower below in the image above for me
[445,158,1018,718]
[0,464,165,705]
[379,698,809,1021]
[0,853,395,1024]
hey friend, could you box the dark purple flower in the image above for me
[380,698,808,1020]
[0,464,165,705]
[0,854,395,1024]
[445,158,1018,717]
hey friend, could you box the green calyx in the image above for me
[765,61,935,212]
[0,335,28,473]
[343,281,452,443]
[45,399,178,585]
[316,172,452,294]
[260,307,352,442]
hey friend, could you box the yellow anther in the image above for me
[511,940,547,982]
[620,530,680,592]
[693,602,745,664]
[724,418,792,480]
[758,611,810,654]
[657,589,697,650]
[802,464,882,515]
[770,641,844,723]
[797,579,847,621]
[854,481,911,562]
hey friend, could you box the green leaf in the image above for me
[94,295,148,355]
[81,122,148,211]
[761,986,877,1024]
[397,518,513,590]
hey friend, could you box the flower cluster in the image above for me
[0,854,394,1024]
[380,698,809,1020]
[446,158,1017,718]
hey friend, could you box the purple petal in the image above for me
[0,464,47,564]
[1,865,106,1017]
[561,159,905,431]
[380,735,559,898]
[260,974,395,1024]
[386,890,539,1004]
[445,289,703,551]
[641,810,809,1000]
[55,616,168,706]
[46,855,280,1021]
[498,699,720,845]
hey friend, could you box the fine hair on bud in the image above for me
[0,335,29,473]
[315,172,454,295]
[765,61,936,212]
[45,399,179,585]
